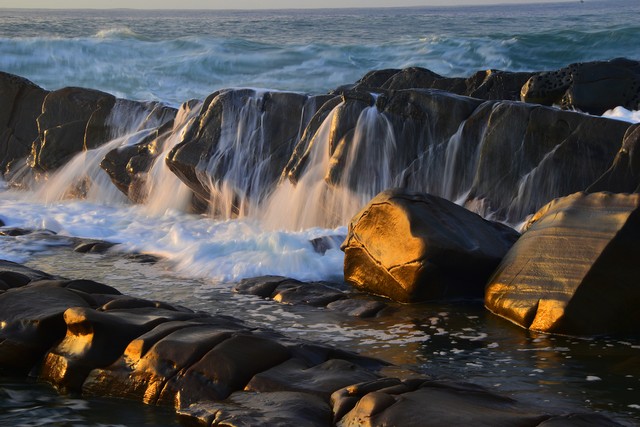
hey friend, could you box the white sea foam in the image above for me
[0,191,345,284]
[602,107,640,123]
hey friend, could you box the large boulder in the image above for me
[588,123,640,193]
[166,89,323,215]
[0,275,120,373]
[283,87,630,228]
[463,100,630,221]
[485,191,640,336]
[342,189,520,303]
[0,72,48,175]
[331,378,621,427]
[521,58,640,114]
[30,87,116,171]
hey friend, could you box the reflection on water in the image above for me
[0,376,181,427]
[20,249,640,426]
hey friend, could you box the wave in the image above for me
[94,27,144,40]
[1,30,638,106]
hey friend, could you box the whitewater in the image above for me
[1,1,640,425]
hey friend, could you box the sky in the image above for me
[0,0,572,9]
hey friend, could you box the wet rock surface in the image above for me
[521,58,640,115]
[233,275,388,317]
[0,261,622,426]
[588,123,640,194]
[0,65,637,225]
[331,378,622,427]
[486,191,640,336]
[0,72,48,175]
[342,189,519,303]
[165,89,314,213]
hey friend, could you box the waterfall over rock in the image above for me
[0,65,636,231]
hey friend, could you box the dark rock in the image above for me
[40,306,199,391]
[588,123,640,193]
[350,68,401,91]
[61,279,121,295]
[283,95,343,184]
[342,189,520,302]
[234,275,386,316]
[99,296,184,312]
[380,67,453,91]
[0,227,35,236]
[310,234,346,255]
[73,240,117,254]
[233,276,300,298]
[0,72,48,175]
[325,298,387,318]
[30,87,116,171]
[166,89,311,214]
[100,101,187,202]
[0,260,623,426]
[458,100,630,221]
[332,378,551,427]
[0,283,89,372]
[521,58,640,114]
[272,282,347,307]
[124,253,161,264]
[465,69,535,101]
[83,322,242,403]
[0,259,54,282]
[157,333,291,407]
[486,191,640,336]
[285,87,630,225]
[349,66,533,102]
[178,391,332,427]
[246,358,379,399]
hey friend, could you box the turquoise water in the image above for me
[0,1,638,105]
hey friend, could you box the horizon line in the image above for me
[0,0,584,12]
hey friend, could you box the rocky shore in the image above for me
[1,58,640,424]
[0,260,625,426]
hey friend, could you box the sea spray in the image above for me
[142,101,201,216]
[33,100,175,205]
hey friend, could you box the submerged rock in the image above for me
[342,189,520,303]
[486,192,640,336]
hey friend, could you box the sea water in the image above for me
[1,1,640,425]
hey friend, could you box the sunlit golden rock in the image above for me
[486,191,640,336]
[342,189,519,303]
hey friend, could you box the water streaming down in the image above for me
[142,102,200,216]
[262,102,400,230]
[196,90,271,219]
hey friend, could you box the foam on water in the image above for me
[1,2,639,105]
[0,191,345,284]
[603,106,640,123]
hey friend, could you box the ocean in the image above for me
[1,1,640,425]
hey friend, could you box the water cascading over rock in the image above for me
[165,89,331,219]
[0,69,636,232]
